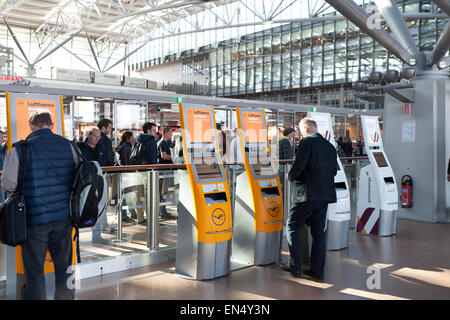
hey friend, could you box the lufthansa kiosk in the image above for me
[231,108,283,268]
[5,92,76,299]
[356,116,398,236]
[308,112,351,250]
[176,104,233,280]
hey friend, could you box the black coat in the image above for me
[288,132,338,203]
[99,132,115,166]
[116,142,132,166]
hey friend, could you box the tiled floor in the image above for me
[74,218,450,300]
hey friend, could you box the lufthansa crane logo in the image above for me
[212,208,226,226]
[268,201,280,217]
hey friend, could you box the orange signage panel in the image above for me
[15,98,59,141]
[186,108,213,143]
[242,111,265,143]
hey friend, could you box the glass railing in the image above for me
[0,157,370,279]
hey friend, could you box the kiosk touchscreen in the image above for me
[176,104,233,280]
[308,112,351,250]
[231,108,283,268]
[356,116,398,236]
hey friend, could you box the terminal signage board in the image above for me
[5,92,65,150]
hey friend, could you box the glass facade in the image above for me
[128,0,447,109]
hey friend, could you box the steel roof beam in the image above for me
[429,22,450,67]
[373,0,419,57]
[431,0,450,16]
[324,0,416,65]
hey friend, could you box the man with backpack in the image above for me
[1,111,81,300]
[77,127,112,244]
[129,122,158,165]
[128,122,158,224]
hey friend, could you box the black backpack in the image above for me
[129,140,147,165]
[70,142,108,263]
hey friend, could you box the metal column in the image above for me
[147,171,160,251]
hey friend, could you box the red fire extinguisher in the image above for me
[401,175,413,208]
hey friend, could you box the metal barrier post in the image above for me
[146,171,160,251]
[112,174,124,242]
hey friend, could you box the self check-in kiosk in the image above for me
[231,108,283,268]
[176,104,233,280]
[356,116,398,236]
[5,92,76,299]
[308,112,351,250]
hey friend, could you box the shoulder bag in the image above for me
[0,141,28,246]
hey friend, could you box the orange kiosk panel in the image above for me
[175,104,232,280]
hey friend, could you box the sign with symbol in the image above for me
[267,201,280,217]
[403,103,411,115]
[212,208,226,226]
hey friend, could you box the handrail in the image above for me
[0,156,370,176]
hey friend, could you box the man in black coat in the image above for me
[447,158,450,182]
[283,117,338,280]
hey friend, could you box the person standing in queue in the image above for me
[0,130,7,203]
[1,111,81,300]
[97,118,115,166]
[283,117,337,281]
[278,127,295,193]
[77,127,111,244]
[157,127,173,219]
[132,122,158,225]
[447,158,450,182]
[116,131,137,223]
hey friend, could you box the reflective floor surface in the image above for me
[72,219,450,300]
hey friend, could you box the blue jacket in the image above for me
[76,139,108,166]
[137,133,158,164]
[15,128,76,227]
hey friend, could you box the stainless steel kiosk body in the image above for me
[176,104,233,280]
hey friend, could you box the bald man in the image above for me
[283,117,338,281]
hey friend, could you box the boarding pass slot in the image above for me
[261,187,280,198]
[335,182,347,190]
[384,177,395,184]
[204,192,228,205]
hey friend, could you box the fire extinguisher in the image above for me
[401,175,413,208]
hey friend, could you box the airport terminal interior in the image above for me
[0,0,449,302]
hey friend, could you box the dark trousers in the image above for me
[21,219,75,300]
[286,201,328,276]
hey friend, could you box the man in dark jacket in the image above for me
[76,128,108,166]
[278,127,295,193]
[1,111,81,300]
[447,158,450,182]
[283,117,337,281]
[135,122,158,165]
[97,118,114,166]
[130,122,158,224]
[77,127,111,243]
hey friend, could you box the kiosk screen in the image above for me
[193,155,222,180]
[373,152,388,167]
[249,154,275,177]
